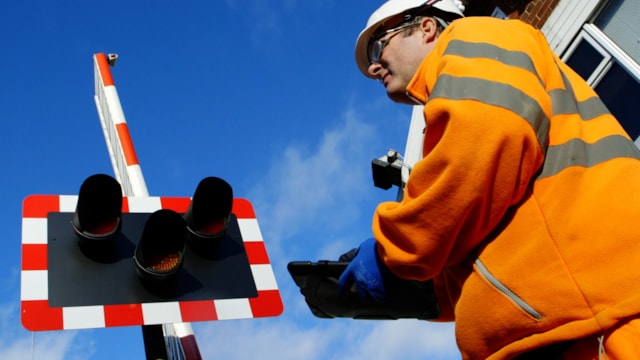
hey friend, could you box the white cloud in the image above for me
[194,317,342,359]
[345,321,459,360]
[194,316,458,360]
[0,302,91,360]
[249,106,378,258]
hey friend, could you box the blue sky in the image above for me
[1,1,459,359]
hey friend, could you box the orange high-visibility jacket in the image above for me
[372,17,640,359]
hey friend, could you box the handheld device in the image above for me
[287,260,440,320]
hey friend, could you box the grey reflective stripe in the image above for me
[549,91,611,120]
[537,61,635,177]
[428,58,636,181]
[439,41,612,121]
[431,74,550,153]
[443,40,544,87]
[539,135,640,179]
[550,69,611,120]
[474,259,543,320]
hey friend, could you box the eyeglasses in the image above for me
[368,21,420,65]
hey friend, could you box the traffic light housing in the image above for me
[72,174,123,262]
[184,177,233,257]
[20,174,283,331]
[133,209,187,294]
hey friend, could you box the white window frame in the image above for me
[562,24,640,86]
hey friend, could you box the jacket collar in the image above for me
[405,52,433,105]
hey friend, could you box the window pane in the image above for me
[566,40,604,82]
[595,62,640,139]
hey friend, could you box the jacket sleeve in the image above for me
[373,22,551,281]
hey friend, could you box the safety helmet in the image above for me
[355,0,465,78]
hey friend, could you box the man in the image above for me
[337,0,640,358]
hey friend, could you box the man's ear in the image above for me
[420,17,439,43]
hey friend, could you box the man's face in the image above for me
[367,18,437,104]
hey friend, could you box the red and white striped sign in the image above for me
[21,195,283,331]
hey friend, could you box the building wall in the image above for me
[517,0,561,28]
[464,0,560,29]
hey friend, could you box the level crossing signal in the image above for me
[20,174,283,331]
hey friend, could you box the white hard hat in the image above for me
[355,0,465,78]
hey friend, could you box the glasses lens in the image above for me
[369,40,383,64]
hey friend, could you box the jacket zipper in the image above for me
[475,259,543,320]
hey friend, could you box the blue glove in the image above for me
[337,238,394,302]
